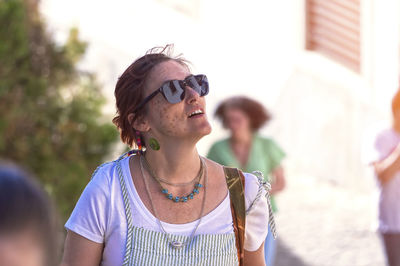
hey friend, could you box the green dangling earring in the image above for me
[149,137,160,150]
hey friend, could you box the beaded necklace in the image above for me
[141,154,204,203]
[139,155,207,249]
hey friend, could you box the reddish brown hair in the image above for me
[392,89,400,117]
[112,45,189,147]
[214,96,271,131]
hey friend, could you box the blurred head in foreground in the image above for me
[0,162,57,266]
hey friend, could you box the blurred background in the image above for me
[1,0,400,265]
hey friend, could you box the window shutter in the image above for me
[306,0,361,72]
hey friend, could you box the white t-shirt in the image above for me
[65,156,269,266]
[367,128,400,233]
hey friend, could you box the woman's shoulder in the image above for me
[254,134,276,144]
[242,171,259,185]
[206,160,261,189]
[203,157,226,180]
[89,157,128,187]
[241,171,271,251]
[204,158,266,196]
[240,171,271,214]
[242,172,263,199]
[254,135,285,154]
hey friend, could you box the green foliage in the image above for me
[0,0,119,221]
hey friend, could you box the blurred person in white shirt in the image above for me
[369,89,400,266]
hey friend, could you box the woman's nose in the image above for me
[185,86,201,103]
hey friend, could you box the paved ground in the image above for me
[272,171,387,266]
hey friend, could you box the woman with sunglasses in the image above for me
[61,45,272,266]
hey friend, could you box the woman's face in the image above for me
[224,108,251,134]
[141,60,212,142]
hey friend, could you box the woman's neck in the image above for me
[143,139,201,183]
[231,129,253,145]
[230,131,253,167]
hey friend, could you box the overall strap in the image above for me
[116,159,134,266]
[115,151,137,265]
[252,171,277,239]
[224,167,246,266]
[90,150,141,265]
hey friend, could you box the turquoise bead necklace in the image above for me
[140,154,204,203]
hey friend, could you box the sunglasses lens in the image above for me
[162,75,209,104]
[195,75,209,96]
[186,76,201,93]
[163,80,184,104]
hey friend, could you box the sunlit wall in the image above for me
[41,0,400,190]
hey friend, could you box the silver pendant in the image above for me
[170,240,184,249]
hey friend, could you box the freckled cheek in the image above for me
[163,115,184,134]
[151,99,187,134]
[150,99,169,121]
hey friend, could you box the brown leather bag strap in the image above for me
[223,167,246,266]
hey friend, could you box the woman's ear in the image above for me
[128,113,150,132]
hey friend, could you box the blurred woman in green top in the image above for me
[207,96,286,266]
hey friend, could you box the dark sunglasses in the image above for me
[133,74,209,112]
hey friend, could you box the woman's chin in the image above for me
[193,123,212,140]
[200,122,212,135]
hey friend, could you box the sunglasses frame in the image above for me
[133,74,208,113]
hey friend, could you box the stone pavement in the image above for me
[272,172,387,266]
